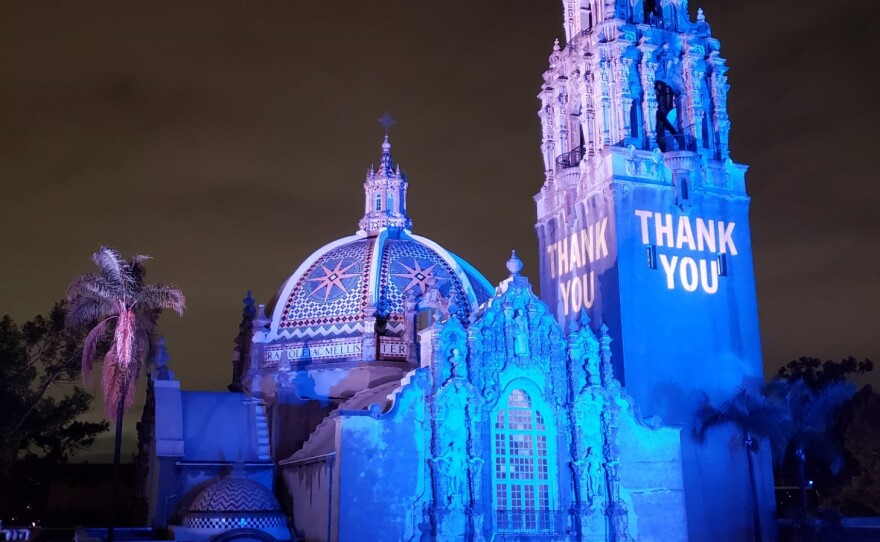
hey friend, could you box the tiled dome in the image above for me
[262,135,493,365]
[270,231,493,342]
[183,477,287,532]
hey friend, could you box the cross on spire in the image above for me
[378,112,396,135]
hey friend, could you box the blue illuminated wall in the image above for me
[537,148,775,541]
[280,268,689,541]
[533,2,777,539]
[537,153,764,415]
[613,158,764,419]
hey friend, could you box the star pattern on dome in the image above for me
[392,258,442,294]
[307,259,360,301]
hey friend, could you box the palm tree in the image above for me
[66,246,184,541]
[694,389,790,542]
[764,378,855,519]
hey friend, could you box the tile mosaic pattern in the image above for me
[280,238,375,329]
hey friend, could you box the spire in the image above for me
[379,135,393,175]
[358,115,412,236]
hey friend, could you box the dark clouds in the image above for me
[1,1,878,458]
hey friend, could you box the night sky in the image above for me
[2,1,878,459]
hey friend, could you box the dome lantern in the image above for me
[358,117,411,236]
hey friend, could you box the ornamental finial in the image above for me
[506,250,523,276]
[697,8,706,22]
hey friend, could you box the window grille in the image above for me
[492,389,557,533]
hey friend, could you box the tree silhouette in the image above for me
[765,378,855,518]
[694,389,789,542]
[777,356,872,391]
[0,302,108,517]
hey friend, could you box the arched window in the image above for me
[387,193,394,213]
[492,388,554,533]
[374,193,382,212]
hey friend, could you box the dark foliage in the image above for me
[774,357,877,517]
[765,378,855,519]
[777,356,873,391]
[0,302,109,518]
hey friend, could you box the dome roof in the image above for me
[183,477,287,532]
[259,135,493,366]
[188,477,281,513]
[270,232,493,339]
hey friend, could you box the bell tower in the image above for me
[535,1,774,540]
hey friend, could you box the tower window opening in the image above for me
[644,0,659,23]
[630,101,641,141]
[578,0,592,31]
[416,308,434,333]
[493,388,555,533]
[678,177,689,202]
[375,193,382,212]
[387,193,394,213]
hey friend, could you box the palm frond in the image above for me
[81,317,112,385]
[803,381,855,433]
[765,377,856,473]
[65,295,116,328]
[101,349,120,419]
[694,396,723,442]
[67,274,124,304]
[134,329,152,373]
[138,284,186,315]
[130,254,152,286]
[694,388,791,459]
[113,305,135,370]
[91,246,128,287]
[101,349,137,420]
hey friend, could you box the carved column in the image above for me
[539,90,556,173]
[403,294,419,363]
[681,40,706,146]
[638,38,658,149]
[361,304,378,361]
[598,59,612,146]
[708,50,731,159]
[581,54,598,158]
[556,79,570,157]
[615,45,636,145]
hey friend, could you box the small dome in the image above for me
[183,478,287,532]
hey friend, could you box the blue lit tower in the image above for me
[533,2,774,540]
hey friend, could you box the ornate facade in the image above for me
[140,2,770,541]
[533,1,773,540]
[141,135,687,541]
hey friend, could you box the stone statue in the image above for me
[430,441,467,510]
[585,449,605,509]
[513,310,530,357]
